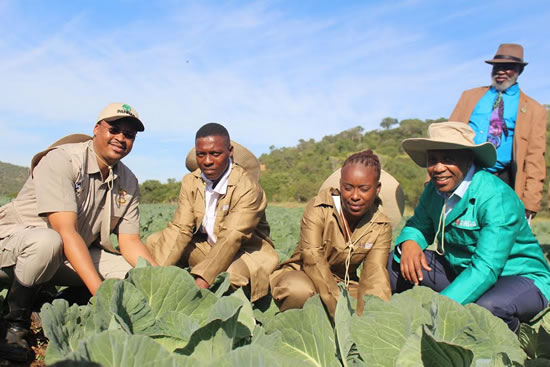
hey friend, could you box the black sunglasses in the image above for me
[100,122,137,139]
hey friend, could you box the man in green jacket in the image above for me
[388,122,550,331]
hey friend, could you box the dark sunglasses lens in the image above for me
[108,126,135,139]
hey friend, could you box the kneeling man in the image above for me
[388,122,550,332]
[146,123,279,301]
[0,103,157,361]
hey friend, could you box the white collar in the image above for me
[202,158,233,195]
[437,163,476,200]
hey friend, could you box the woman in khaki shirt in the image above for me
[270,150,392,316]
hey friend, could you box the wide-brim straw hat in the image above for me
[185,140,261,181]
[485,43,527,65]
[401,122,496,168]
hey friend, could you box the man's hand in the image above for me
[194,276,210,289]
[118,233,158,267]
[400,240,432,285]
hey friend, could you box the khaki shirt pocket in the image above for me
[110,203,130,233]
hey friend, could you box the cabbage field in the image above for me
[1,201,550,366]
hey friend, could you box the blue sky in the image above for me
[1,0,548,182]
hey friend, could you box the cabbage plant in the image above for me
[40,266,548,366]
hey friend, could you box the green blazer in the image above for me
[396,169,550,305]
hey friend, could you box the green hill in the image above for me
[259,118,444,206]
[259,113,550,209]
[0,161,28,197]
[5,112,550,208]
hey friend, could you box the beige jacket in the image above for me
[450,86,547,212]
[272,188,392,313]
[146,163,276,300]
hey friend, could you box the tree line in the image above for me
[140,118,442,207]
[2,114,548,208]
[139,112,550,209]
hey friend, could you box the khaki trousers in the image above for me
[180,236,252,291]
[0,228,64,287]
[270,268,361,311]
[50,245,132,286]
[0,227,132,287]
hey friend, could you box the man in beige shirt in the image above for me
[0,103,156,362]
[146,123,278,302]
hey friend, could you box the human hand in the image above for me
[194,276,210,289]
[400,240,432,285]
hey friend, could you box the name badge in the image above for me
[359,242,373,249]
[454,219,477,227]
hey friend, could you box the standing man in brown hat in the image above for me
[450,43,547,218]
[0,103,157,362]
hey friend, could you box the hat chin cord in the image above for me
[91,148,116,252]
[434,200,447,256]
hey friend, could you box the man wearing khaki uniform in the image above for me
[0,103,156,362]
[146,123,278,302]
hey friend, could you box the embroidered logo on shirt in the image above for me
[454,219,477,227]
[118,189,128,205]
[359,242,373,249]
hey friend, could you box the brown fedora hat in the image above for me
[485,43,527,65]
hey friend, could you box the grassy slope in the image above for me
[0,161,28,197]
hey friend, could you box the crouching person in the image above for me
[146,123,279,301]
[389,122,550,331]
[0,103,157,361]
[270,150,392,316]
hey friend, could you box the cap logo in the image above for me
[117,104,136,117]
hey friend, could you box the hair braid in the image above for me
[342,149,381,181]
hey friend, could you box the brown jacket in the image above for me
[450,86,547,212]
[272,188,392,313]
[146,163,277,300]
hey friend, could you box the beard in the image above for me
[491,72,518,92]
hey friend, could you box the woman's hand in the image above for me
[194,276,210,289]
[400,240,432,285]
